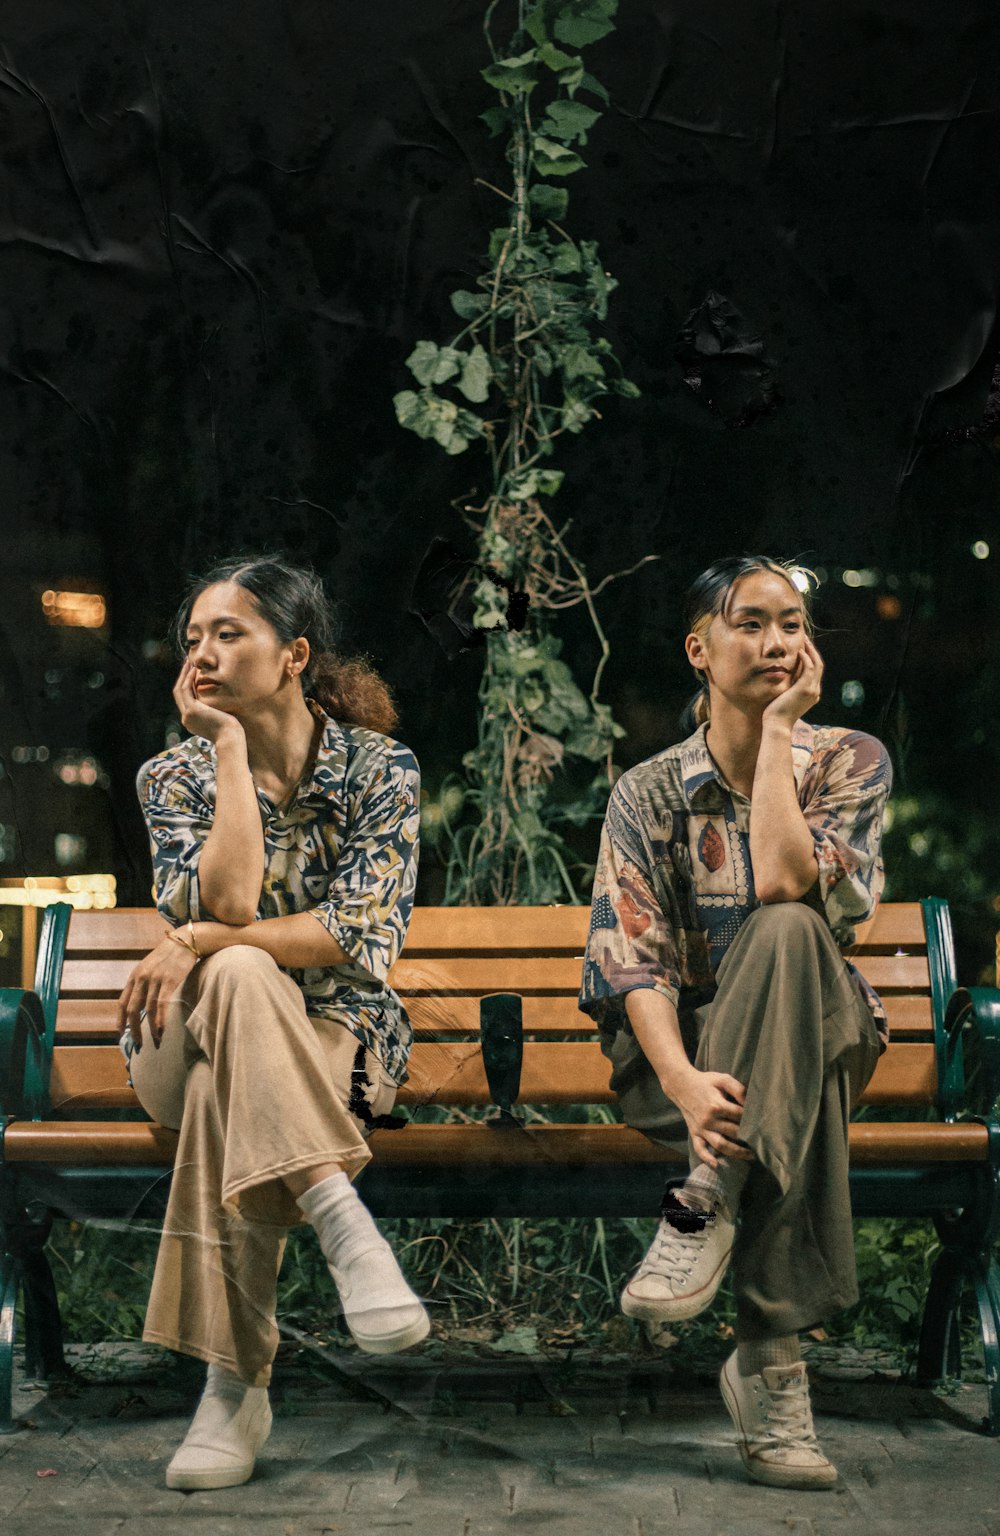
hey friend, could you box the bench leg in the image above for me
[972,1254,1000,1435]
[0,1250,22,1435]
[916,1246,965,1386]
[21,1242,68,1383]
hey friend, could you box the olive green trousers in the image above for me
[606,903,881,1338]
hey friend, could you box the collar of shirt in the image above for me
[679,719,815,810]
[192,701,351,819]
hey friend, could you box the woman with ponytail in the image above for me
[117,555,426,1489]
[581,557,891,1490]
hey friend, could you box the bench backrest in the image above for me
[36,901,952,1121]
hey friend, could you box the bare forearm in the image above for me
[749,720,817,902]
[625,988,696,1099]
[192,911,351,969]
[196,729,266,924]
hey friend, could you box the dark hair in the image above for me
[680,555,815,733]
[172,554,398,736]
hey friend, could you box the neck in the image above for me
[703,694,765,797]
[239,690,321,785]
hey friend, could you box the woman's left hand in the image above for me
[117,932,200,1049]
[763,635,824,727]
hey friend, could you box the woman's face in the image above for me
[685,569,808,713]
[184,581,306,715]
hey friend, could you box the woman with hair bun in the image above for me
[581,556,891,1490]
[118,554,426,1490]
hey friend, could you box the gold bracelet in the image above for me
[167,928,198,958]
[185,918,201,958]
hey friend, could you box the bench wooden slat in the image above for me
[65,902,929,959]
[50,989,937,1043]
[849,904,927,949]
[66,906,594,956]
[57,951,933,999]
[4,1118,988,1169]
[60,955,595,997]
[47,1038,938,1116]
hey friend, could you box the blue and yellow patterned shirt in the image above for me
[135,703,420,1084]
[580,720,892,1049]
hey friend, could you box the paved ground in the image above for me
[0,1341,997,1535]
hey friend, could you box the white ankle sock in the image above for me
[296,1170,386,1270]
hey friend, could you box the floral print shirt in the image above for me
[580,721,892,1049]
[132,703,420,1084]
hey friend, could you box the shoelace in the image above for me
[757,1377,821,1453]
[641,1214,715,1281]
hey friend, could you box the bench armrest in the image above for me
[941,985,1000,1125]
[0,987,49,1121]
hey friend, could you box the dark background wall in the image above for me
[1,2,998,968]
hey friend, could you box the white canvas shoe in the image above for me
[719,1350,837,1489]
[329,1239,431,1354]
[621,1196,735,1324]
[166,1384,272,1490]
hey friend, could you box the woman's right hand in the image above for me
[172,657,244,744]
[118,932,201,1049]
[669,1065,754,1171]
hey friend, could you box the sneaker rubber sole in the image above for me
[349,1303,431,1355]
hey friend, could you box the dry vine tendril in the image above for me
[395,0,657,904]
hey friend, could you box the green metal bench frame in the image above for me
[1,899,998,1434]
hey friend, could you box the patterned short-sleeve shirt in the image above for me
[580,721,892,1049]
[133,702,420,1084]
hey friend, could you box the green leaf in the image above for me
[406,341,462,387]
[524,6,549,45]
[578,70,610,104]
[451,289,488,320]
[542,99,601,145]
[554,1,618,48]
[610,378,641,398]
[532,136,586,177]
[535,41,582,73]
[393,389,431,436]
[481,50,540,94]
[489,226,511,261]
[458,344,492,403]
[561,343,605,380]
[561,396,595,433]
[529,183,569,222]
[533,344,554,377]
[536,468,565,495]
[479,105,511,137]
[552,241,582,273]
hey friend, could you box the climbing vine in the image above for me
[395,0,653,904]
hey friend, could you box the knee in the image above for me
[746,902,829,951]
[200,945,282,988]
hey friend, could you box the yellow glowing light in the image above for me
[789,568,811,593]
[41,591,107,628]
[972,540,990,560]
[0,874,117,910]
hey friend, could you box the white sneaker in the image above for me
[621,1198,734,1323]
[166,1384,272,1490]
[719,1350,837,1489]
[329,1239,431,1355]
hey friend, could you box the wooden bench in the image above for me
[1,900,998,1434]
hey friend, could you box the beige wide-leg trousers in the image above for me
[608,903,881,1339]
[129,945,396,1386]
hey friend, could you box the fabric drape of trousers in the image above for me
[606,903,881,1339]
[129,945,396,1386]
